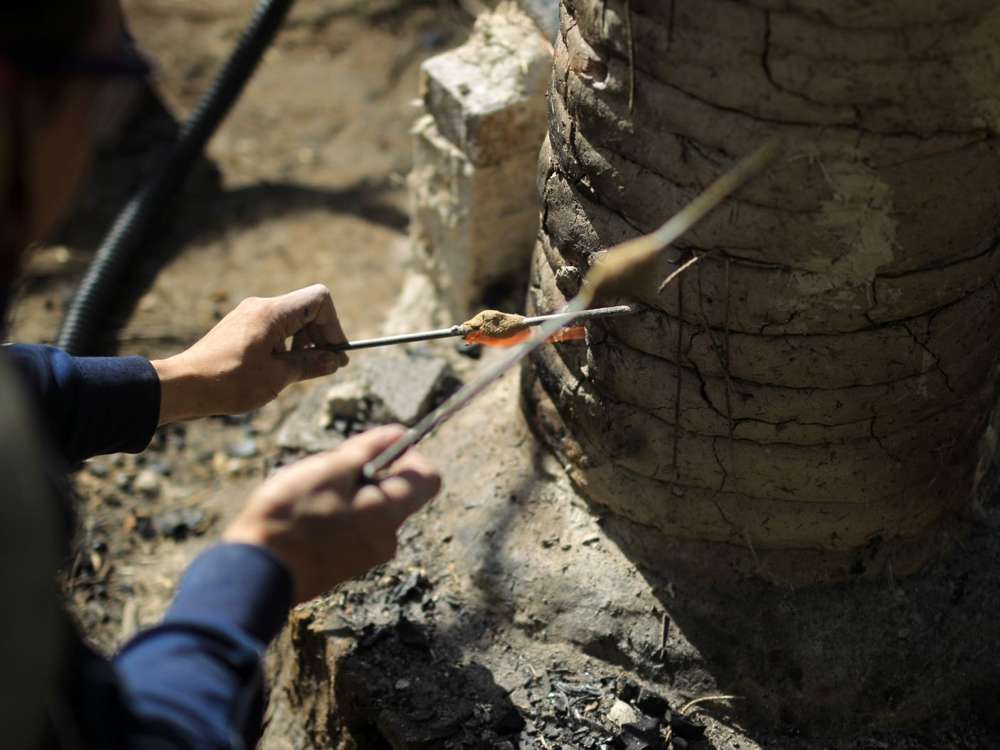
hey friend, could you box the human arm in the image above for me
[5,284,349,465]
[114,425,440,748]
[5,343,161,465]
[151,283,349,425]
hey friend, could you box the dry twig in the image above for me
[625,0,636,112]
[658,254,701,293]
[680,693,742,715]
[672,272,684,470]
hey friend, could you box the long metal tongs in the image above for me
[362,141,780,480]
[324,304,641,352]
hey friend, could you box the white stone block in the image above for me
[419,2,551,167]
[409,115,541,316]
[406,3,553,318]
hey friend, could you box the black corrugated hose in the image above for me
[56,0,295,355]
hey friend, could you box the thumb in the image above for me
[339,424,408,462]
[277,348,348,382]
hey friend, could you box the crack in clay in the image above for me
[610,334,949,394]
[597,385,891,452]
[876,232,1000,279]
[621,275,995,338]
[901,320,956,395]
[869,417,905,465]
[563,16,995,141]
[743,2,988,34]
[560,132,647,236]
[709,437,743,539]
[758,309,800,335]
[760,8,834,112]
[874,134,992,170]
[679,360,877,432]
[609,459,907,510]
[665,231,1000,287]
[593,0,987,44]
[592,136,819,217]
[592,54,991,140]
[635,318,942,387]
[549,169,1000,337]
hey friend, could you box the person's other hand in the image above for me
[152,284,349,424]
[222,425,441,604]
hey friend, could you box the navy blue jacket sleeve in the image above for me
[5,344,160,464]
[115,544,293,750]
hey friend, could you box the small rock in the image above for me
[226,437,258,459]
[493,704,525,734]
[114,473,132,491]
[168,425,187,450]
[456,340,482,359]
[616,678,640,702]
[607,700,641,728]
[395,617,431,651]
[392,572,431,604]
[148,461,173,476]
[278,382,347,453]
[624,715,661,741]
[133,515,155,540]
[669,714,705,742]
[322,379,368,428]
[364,349,451,426]
[615,731,654,750]
[134,469,160,497]
[636,688,670,719]
[395,678,411,690]
[152,508,206,540]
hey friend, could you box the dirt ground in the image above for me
[10,2,1000,749]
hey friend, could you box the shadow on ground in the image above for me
[48,87,407,355]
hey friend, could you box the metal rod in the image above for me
[325,326,465,352]
[363,294,592,479]
[520,303,640,327]
[323,304,642,352]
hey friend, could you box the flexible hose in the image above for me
[57,0,295,354]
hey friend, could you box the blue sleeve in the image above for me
[114,544,293,750]
[4,344,161,464]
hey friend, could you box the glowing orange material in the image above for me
[464,325,586,348]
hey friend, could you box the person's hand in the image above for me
[152,284,350,424]
[222,425,441,604]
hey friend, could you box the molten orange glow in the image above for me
[464,325,586,348]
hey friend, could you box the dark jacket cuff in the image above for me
[74,355,161,455]
[5,344,161,463]
[164,543,294,644]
